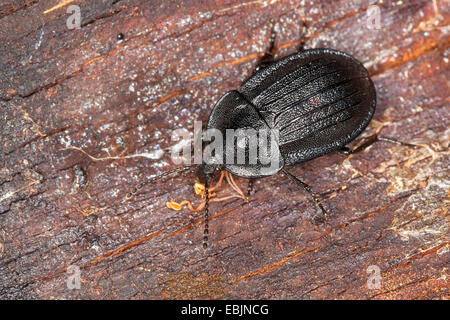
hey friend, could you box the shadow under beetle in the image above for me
[127,47,416,250]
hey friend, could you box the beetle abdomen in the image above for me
[240,48,376,165]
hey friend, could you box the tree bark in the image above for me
[0,0,448,299]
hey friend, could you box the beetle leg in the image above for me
[208,170,225,193]
[297,20,308,52]
[378,137,418,149]
[255,19,277,71]
[339,134,417,155]
[247,179,254,199]
[281,168,327,221]
[166,171,248,247]
[338,134,378,155]
[225,172,248,203]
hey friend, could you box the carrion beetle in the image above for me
[126,46,416,250]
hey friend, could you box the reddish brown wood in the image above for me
[0,0,448,299]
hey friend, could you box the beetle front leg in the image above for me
[338,134,417,155]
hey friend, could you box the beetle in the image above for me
[126,47,415,249]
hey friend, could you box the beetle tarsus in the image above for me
[378,137,418,149]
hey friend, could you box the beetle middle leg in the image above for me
[338,133,417,155]
[281,168,327,222]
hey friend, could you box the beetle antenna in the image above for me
[203,179,210,250]
[125,165,193,200]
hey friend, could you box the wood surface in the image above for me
[0,0,449,299]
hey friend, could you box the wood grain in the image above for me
[0,0,448,299]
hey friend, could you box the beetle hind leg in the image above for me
[255,20,277,71]
[338,134,418,155]
[282,168,327,223]
[166,171,249,249]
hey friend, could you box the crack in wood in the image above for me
[82,230,163,269]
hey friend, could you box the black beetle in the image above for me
[199,48,375,246]
[127,48,414,249]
